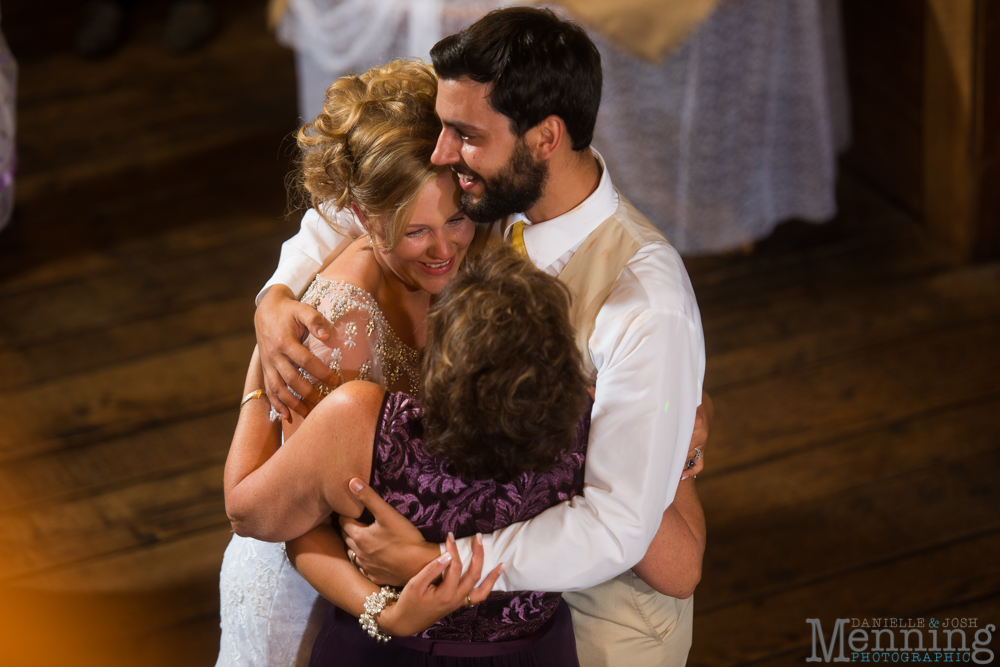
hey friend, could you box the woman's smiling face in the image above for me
[375,171,474,295]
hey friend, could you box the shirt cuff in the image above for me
[255,255,323,305]
[448,533,502,590]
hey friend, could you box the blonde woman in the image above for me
[215,60,474,667]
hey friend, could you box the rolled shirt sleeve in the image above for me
[255,206,363,305]
[455,244,706,592]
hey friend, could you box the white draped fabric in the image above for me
[592,0,850,254]
[281,0,849,254]
[279,0,503,125]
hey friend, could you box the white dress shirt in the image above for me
[256,205,363,305]
[259,153,705,592]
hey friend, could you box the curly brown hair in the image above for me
[296,60,443,249]
[421,245,591,483]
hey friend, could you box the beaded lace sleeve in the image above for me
[297,277,420,397]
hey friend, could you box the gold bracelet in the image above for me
[240,389,266,408]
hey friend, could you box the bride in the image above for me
[215,59,475,666]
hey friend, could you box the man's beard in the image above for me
[460,140,548,223]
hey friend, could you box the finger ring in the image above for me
[693,447,703,461]
[465,596,475,607]
[348,550,358,568]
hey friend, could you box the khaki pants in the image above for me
[564,570,693,667]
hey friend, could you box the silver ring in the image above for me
[348,550,358,568]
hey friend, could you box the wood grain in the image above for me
[707,320,1000,470]
[700,448,1000,610]
[690,531,1000,667]
[2,0,999,665]
[0,332,255,462]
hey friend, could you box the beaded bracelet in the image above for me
[359,586,400,642]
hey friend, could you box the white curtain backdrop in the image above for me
[280,0,850,255]
[278,0,503,125]
[591,0,850,254]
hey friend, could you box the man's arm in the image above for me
[479,307,705,591]
[344,388,711,589]
[344,306,705,591]
[256,206,361,305]
[255,206,362,418]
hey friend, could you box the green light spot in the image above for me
[663,401,670,413]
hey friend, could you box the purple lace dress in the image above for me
[309,392,589,666]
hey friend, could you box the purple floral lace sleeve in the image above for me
[365,392,589,643]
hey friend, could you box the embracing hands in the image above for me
[341,478,503,636]
[255,285,339,419]
[340,479,443,586]
[378,532,503,636]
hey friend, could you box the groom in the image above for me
[255,7,708,666]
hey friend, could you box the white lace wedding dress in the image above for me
[215,277,419,667]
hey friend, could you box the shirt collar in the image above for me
[502,149,619,272]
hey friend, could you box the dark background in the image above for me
[0,1,997,665]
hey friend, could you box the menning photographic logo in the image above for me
[806,617,995,663]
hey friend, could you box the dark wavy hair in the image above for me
[430,7,602,151]
[421,245,590,482]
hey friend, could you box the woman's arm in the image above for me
[223,347,383,541]
[288,524,503,637]
[287,526,380,617]
[631,478,706,599]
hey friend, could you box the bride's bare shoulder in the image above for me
[317,237,383,295]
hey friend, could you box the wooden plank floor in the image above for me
[0,2,299,665]
[686,189,1000,665]
[1,2,998,665]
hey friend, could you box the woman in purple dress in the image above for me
[226,246,592,665]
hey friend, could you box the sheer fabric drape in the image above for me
[279,0,502,124]
[591,0,850,254]
[282,0,848,255]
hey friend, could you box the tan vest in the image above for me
[556,194,665,379]
[541,196,695,667]
[468,193,666,375]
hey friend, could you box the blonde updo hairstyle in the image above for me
[297,60,444,249]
